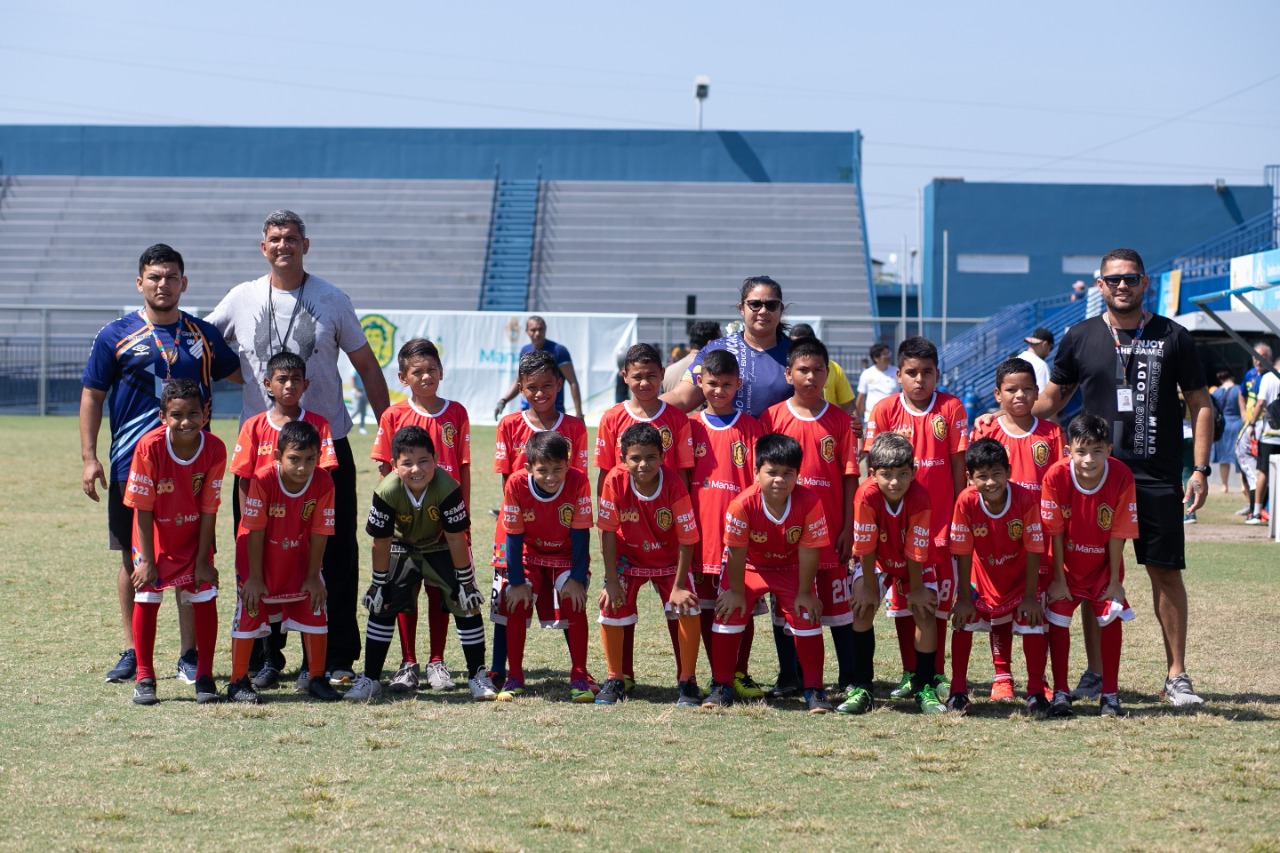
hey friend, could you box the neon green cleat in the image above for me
[915,684,947,715]
[569,678,596,703]
[836,686,874,715]
[622,674,636,695]
[495,679,525,702]
[733,672,765,700]
[889,671,914,700]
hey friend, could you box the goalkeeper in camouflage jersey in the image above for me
[346,425,496,701]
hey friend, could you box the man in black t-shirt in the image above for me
[1032,248,1210,708]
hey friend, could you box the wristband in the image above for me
[371,570,388,587]
[454,563,476,587]
[1192,465,1211,476]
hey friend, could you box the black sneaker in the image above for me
[766,671,802,700]
[702,682,734,709]
[1049,689,1075,718]
[251,664,281,690]
[226,676,261,704]
[132,677,158,706]
[593,677,627,706]
[194,675,220,704]
[675,680,701,708]
[1099,692,1128,718]
[945,691,971,716]
[106,649,137,683]
[1025,693,1051,719]
[308,675,342,703]
[805,688,833,714]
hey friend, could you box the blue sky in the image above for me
[3,1,1277,271]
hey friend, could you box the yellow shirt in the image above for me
[824,358,855,406]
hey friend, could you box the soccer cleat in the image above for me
[106,649,137,683]
[582,673,602,696]
[308,675,343,703]
[175,649,198,685]
[804,688,834,715]
[733,672,765,701]
[388,662,421,695]
[194,675,220,704]
[915,684,946,715]
[1025,693,1051,719]
[226,677,261,704]
[294,670,311,693]
[1071,670,1103,700]
[622,674,636,695]
[569,679,595,704]
[836,686,873,715]
[1245,513,1265,525]
[594,677,627,706]
[132,677,159,706]
[932,673,950,695]
[495,678,525,702]
[766,671,802,700]
[1161,672,1205,707]
[424,660,456,691]
[888,671,915,700]
[327,669,356,687]
[251,665,281,690]
[702,682,734,709]
[469,670,498,701]
[676,681,701,707]
[945,691,971,716]
[344,675,383,702]
[1235,505,1252,516]
[989,678,1016,702]
[1099,692,1127,717]
[1049,690,1075,718]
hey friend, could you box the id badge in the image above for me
[1116,387,1133,412]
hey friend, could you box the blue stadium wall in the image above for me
[921,180,1273,325]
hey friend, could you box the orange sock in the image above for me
[303,632,328,678]
[231,636,253,682]
[677,613,701,682]
[601,624,626,679]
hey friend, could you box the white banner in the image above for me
[338,310,637,426]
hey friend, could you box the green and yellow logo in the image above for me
[360,314,399,368]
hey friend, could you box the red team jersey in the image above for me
[760,400,859,568]
[970,416,1064,493]
[1039,458,1139,599]
[949,484,1045,614]
[594,401,694,472]
[863,392,969,554]
[239,466,336,601]
[124,427,227,583]
[851,478,932,580]
[494,411,589,475]
[501,467,594,569]
[688,411,763,573]
[724,484,829,572]
[229,409,337,478]
[371,399,471,479]
[597,466,699,575]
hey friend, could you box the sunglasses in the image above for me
[1099,274,1144,288]
[743,299,783,312]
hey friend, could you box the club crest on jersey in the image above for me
[191,472,205,495]
[750,530,769,543]
[359,314,399,368]
[558,503,575,527]
[301,499,317,521]
[1008,519,1024,539]
[1097,504,1114,531]
[427,506,441,522]
[786,526,802,545]
[656,508,673,531]
[931,415,948,442]
[156,478,175,494]
[820,435,836,463]
[1032,441,1051,467]
[657,425,673,451]
[442,423,456,448]
[731,440,747,468]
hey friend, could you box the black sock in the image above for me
[364,615,396,680]
[851,627,875,688]
[490,622,508,674]
[910,646,937,693]
[454,613,487,677]
[773,623,799,679]
[830,624,856,688]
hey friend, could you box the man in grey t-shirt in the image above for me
[206,210,389,683]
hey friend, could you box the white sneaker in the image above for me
[388,661,421,694]
[344,674,383,702]
[294,670,311,693]
[469,670,498,701]
[425,660,456,690]
[1071,669,1102,700]
[1235,506,1252,516]
[1162,672,1205,707]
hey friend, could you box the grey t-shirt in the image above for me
[206,273,367,438]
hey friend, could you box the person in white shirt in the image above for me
[1018,326,1054,392]
[854,342,900,422]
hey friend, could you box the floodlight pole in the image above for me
[694,76,710,131]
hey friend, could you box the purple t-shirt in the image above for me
[684,333,792,417]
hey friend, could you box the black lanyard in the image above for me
[266,275,307,354]
[1106,311,1146,387]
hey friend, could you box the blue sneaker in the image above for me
[105,649,137,683]
[176,649,198,685]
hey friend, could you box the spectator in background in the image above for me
[1018,326,1054,392]
[1070,279,1087,301]
[1211,368,1242,496]
[1236,343,1271,518]
[351,371,370,435]
[496,316,583,419]
[789,323,855,415]
[662,320,722,395]
[1246,355,1280,526]
[854,342,900,423]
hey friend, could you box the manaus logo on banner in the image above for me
[360,314,399,368]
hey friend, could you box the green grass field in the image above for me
[2,415,1278,851]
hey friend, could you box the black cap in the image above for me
[1025,326,1054,347]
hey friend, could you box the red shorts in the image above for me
[1045,595,1134,628]
[884,554,954,618]
[955,595,1048,635]
[598,572,680,626]
[714,569,822,638]
[694,571,770,616]
[231,592,327,639]
[853,561,940,618]
[131,547,218,605]
[490,564,589,629]
[771,565,853,629]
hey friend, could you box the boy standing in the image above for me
[123,379,226,705]
[1040,414,1140,718]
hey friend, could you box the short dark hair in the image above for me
[263,209,306,238]
[525,430,571,464]
[789,323,815,339]
[701,349,739,378]
[1216,367,1236,384]
[868,432,914,471]
[623,343,662,370]
[519,348,559,379]
[267,350,307,378]
[391,424,435,460]
[159,377,202,411]
[740,275,783,304]
[1067,413,1110,446]
[526,315,547,330]
[138,243,184,275]
[277,419,320,453]
[787,336,828,368]
[1100,248,1145,275]
[897,335,938,368]
[689,320,723,350]
[620,423,664,457]
[994,357,1035,388]
[754,433,802,471]
[965,437,1010,474]
[397,338,440,372]
[869,342,891,361]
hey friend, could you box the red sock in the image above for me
[231,636,254,682]
[507,604,530,681]
[1101,620,1122,694]
[566,604,589,682]
[192,598,217,679]
[990,620,1013,681]
[622,623,636,678]
[735,617,755,674]
[303,632,327,678]
[1022,632,1048,696]
[935,618,949,676]
[712,630,742,685]
[397,611,418,664]
[795,634,825,689]
[1049,624,1071,693]
[894,615,915,671]
[132,601,160,681]
[950,628,972,695]
[426,585,449,662]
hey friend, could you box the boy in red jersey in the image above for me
[123,379,226,705]
[1040,413,1139,718]
[948,438,1049,717]
[760,337,860,704]
[847,432,946,715]
[228,351,337,692]
[496,431,595,702]
[371,339,472,693]
[862,335,968,701]
[969,356,1064,700]
[687,349,766,699]
[704,433,834,714]
[595,424,701,706]
[227,420,341,703]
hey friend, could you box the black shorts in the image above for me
[107,481,134,553]
[384,545,463,616]
[1257,440,1279,475]
[1132,477,1185,571]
